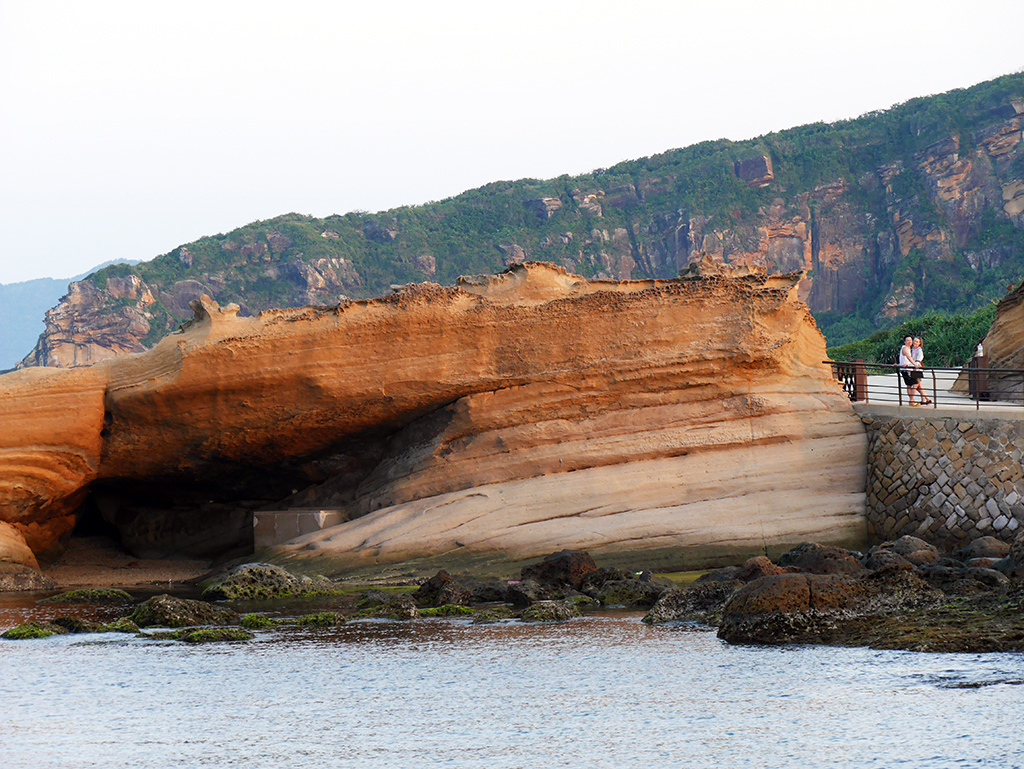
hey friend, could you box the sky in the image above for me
[1,0,1022,285]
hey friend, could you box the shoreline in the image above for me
[41,536,213,589]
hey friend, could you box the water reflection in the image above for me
[2,596,1023,768]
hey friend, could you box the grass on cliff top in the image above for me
[826,304,998,369]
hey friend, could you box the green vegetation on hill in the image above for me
[826,303,999,369]
[60,72,1024,355]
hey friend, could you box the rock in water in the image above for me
[127,594,240,628]
[201,563,332,600]
[520,550,598,591]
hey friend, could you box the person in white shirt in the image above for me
[899,336,924,405]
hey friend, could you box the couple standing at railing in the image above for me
[899,336,933,406]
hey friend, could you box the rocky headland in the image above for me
[0,261,867,582]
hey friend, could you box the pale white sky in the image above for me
[1,0,1021,284]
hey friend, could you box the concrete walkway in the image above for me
[855,371,1023,416]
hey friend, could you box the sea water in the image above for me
[1,596,1023,769]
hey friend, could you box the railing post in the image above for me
[931,369,936,408]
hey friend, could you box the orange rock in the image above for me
[0,263,868,567]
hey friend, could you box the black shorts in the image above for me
[901,370,921,386]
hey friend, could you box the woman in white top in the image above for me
[899,337,925,405]
[912,337,932,404]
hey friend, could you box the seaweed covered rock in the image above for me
[154,627,254,643]
[2,621,70,639]
[354,591,418,620]
[595,579,667,609]
[201,563,334,600]
[127,594,241,628]
[642,580,743,624]
[520,600,581,623]
[520,550,597,592]
[412,570,472,608]
[41,588,134,604]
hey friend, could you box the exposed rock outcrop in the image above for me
[0,262,867,572]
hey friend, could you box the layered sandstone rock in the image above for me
[0,262,868,570]
[971,280,1024,401]
[0,365,107,562]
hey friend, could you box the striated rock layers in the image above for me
[974,280,1024,401]
[0,262,867,571]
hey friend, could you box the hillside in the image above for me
[20,73,1024,367]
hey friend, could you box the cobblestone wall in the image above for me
[863,413,1024,548]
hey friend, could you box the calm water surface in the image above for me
[1,594,1023,768]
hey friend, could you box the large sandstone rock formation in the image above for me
[0,262,868,571]
[973,280,1024,401]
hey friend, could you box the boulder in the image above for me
[201,563,333,600]
[506,579,552,608]
[595,579,666,609]
[955,536,1011,561]
[718,573,865,644]
[355,592,418,620]
[642,580,743,624]
[993,534,1024,579]
[694,566,742,584]
[889,535,940,566]
[519,550,597,591]
[520,600,581,622]
[127,594,241,628]
[2,621,70,640]
[863,548,914,572]
[734,556,791,582]
[41,588,134,604]
[412,570,473,608]
[580,566,633,595]
[460,576,510,604]
[777,542,867,576]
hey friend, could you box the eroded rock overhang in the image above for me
[0,262,868,568]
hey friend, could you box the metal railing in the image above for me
[825,358,1024,410]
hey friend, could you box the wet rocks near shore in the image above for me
[6,538,1024,651]
[645,535,1024,653]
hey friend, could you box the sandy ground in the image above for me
[42,536,214,589]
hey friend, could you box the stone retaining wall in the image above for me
[862,411,1024,548]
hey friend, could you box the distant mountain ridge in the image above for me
[17,73,1024,368]
[0,260,139,370]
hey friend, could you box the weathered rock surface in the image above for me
[0,262,867,570]
[412,570,473,608]
[127,594,241,628]
[973,280,1024,401]
[520,600,581,622]
[201,563,335,601]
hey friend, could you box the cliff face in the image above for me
[0,263,867,571]
[18,76,1024,368]
[974,280,1024,401]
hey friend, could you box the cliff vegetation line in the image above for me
[20,73,1024,367]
